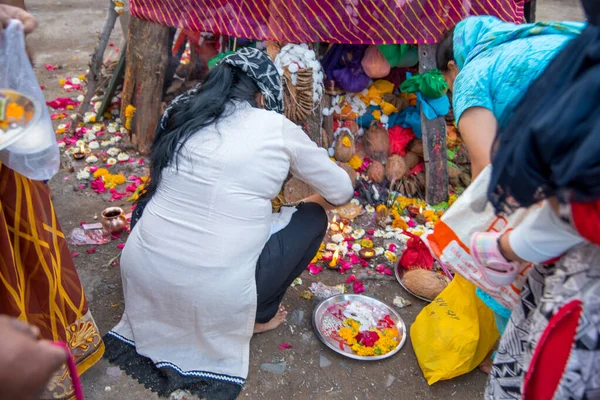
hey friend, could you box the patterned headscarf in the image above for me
[158,47,283,133]
[222,47,283,114]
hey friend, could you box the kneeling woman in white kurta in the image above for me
[104,48,354,400]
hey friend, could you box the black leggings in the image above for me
[255,202,327,323]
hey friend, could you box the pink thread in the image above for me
[52,342,84,400]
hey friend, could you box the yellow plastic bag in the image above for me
[410,275,499,385]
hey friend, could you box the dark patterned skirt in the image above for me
[486,243,600,399]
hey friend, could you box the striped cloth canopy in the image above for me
[130,0,525,44]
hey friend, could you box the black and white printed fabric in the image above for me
[485,243,600,399]
[221,47,284,114]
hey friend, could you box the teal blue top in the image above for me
[452,16,585,128]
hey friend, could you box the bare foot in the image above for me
[479,355,493,374]
[254,306,287,334]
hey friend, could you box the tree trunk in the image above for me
[418,44,449,205]
[121,17,169,154]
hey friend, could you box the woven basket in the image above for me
[283,66,314,124]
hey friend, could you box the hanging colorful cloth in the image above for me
[400,69,448,99]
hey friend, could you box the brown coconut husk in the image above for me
[334,132,355,163]
[403,151,421,170]
[364,123,390,163]
[409,139,424,157]
[386,155,407,188]
[402,269,450,300]
[398,173,424,197]
[337,162,358,188]
[367,161,385,183]
[283,67,314,124]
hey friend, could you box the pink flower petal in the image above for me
[278,343,292,350]
[353,280,365,294]
[375,264,386,274]
[388,243,398,253]
[71,251,80,258]
[77,184,85,190]
[360,259,369,268]
[408,219,416,228]
[307,264,323,275]
[345,274,356,284]
[117,243,125,250]
[87,247,96,254]
[384,268,393,276]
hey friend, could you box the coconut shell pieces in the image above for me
[336,202,363,220]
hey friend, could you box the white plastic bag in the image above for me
[0,20,59,180]
[423,166,535,310]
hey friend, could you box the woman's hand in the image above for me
[0,4,37,34]
[0,315,67,400]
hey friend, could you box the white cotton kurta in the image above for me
[111,102,353,382]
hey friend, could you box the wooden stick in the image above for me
[97,44,127,120]
[69,0,118,134]
[418,43,449,205]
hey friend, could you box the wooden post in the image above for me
[524,0,536,22]
[418,44,448,205]
[304,106,323,148]
[121,17,170,154]
[322,94,334,149]
[69,0,118,134]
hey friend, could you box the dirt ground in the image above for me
[26,0,584,399]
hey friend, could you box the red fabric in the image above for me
[409,162,424,175]
[399,231,434,270]
[388,126,415,156]
[523,300,583,400]
[571,201,600,245]
[130,0,524,45]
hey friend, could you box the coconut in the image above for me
[334,132,355,163]
[337,162,358,188]
[409,139,424,157]
[367,161,385,183]
[385,155,407,187]
[364,124,390,163]
[404,151,421,170]
[402,269,450,300]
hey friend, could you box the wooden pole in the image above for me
[121,17,170,154]
[69,0,118,134]
[322,94,334,149]
[418,44,449,205]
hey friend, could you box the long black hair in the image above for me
[436,27,455,71]
[136,63,261,212]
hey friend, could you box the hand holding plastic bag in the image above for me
[0,19,59,180]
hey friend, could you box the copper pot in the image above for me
[101,207,128,234]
